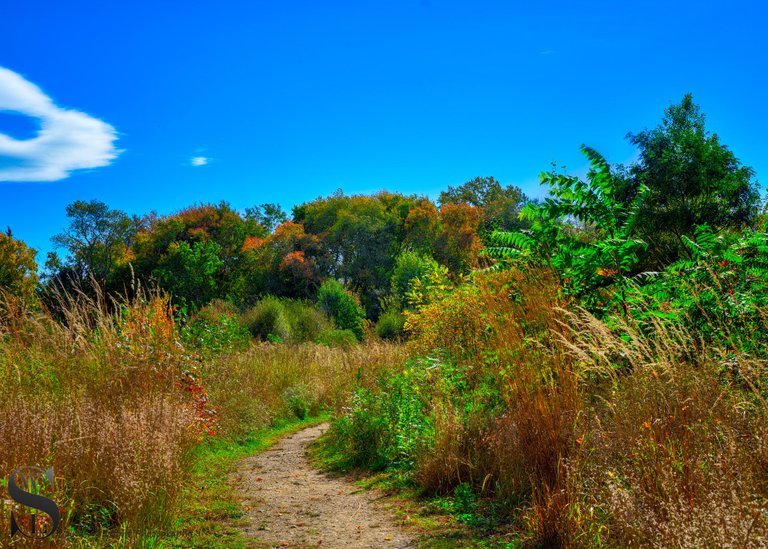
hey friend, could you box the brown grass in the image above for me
[0,285,406,546]
[392,269,768,547]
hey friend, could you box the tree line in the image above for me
[1,94,761,333]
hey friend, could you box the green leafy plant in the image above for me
[375,309,405,341]
[241,295,292,342]
[486,146,648,315]
[180,300,250,355]
[282,383,317,419]
[316,279,366,340]
[281,299,333,342]
[629,224,768,354]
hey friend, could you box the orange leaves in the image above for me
[118,294,179,358]
[115,292,219,437]
[273,220,308,240]
[242,235,265,252]
[280,250,307,268]
[246,221,326,298]
[174,203,242,240]
[177,371,219,437]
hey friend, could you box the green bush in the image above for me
[282,299,333,343]
[315,329,358,349]
[327,357,436,470]
[316,280,366,340]
[180,299,251,355]
[628,226,768,353]
[241,296,291,342]
[375,309,405,341]
[390,252,440,303]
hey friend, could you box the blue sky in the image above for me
[1,1,766,261]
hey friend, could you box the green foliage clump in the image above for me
[242,296,333,344]
[404,260,453,310]
[315,329,358,348]
[487,146,647,315]
[241,296,292,342]
[316,279,366,340]
[630,225,768,353]
[328,354,503,477]
[375,309,405,341]
[281,299,333,342]
[153,240,225,309]
[390,252,440,304]
[0,229,38,306]
[180,299,250,355]
[328,357,437,470]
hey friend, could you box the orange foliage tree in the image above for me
[242,221,329,300]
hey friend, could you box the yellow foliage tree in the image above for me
[0,230,38,305]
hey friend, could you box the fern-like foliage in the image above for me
[485,145,648,314]
[630,225,768,353]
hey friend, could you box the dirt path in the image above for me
[232,423,414,548]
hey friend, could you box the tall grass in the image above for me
[0,285,406,546]
[328,268,768,547]
[0,285,199,542]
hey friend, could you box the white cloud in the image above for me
[190,156,209,166]
[0,66,119,182]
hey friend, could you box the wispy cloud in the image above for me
[190,156,210,167]
[0,66,119,182]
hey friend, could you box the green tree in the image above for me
[131,202,260,305]
[152,240,224,308]
[295,192,421,316]
[245,203,288,234]
[439,176,529,233]
[51,200,135,284]
[624,94,760,267]
[316,279,366,340]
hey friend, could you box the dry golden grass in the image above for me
[0,286,406,546]
[206,340,409,438]
[389,269,768,547]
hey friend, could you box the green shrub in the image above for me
[315,329,358,349]
[375,309,405,341]
[628,226,768,354]
[327,356,436,470]
[390,252,440,303]
[282,299,333,343]
[181,300,251,355]
[241,296,291,342]
[316,280,366,340]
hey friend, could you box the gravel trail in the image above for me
[233,423,414,548]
